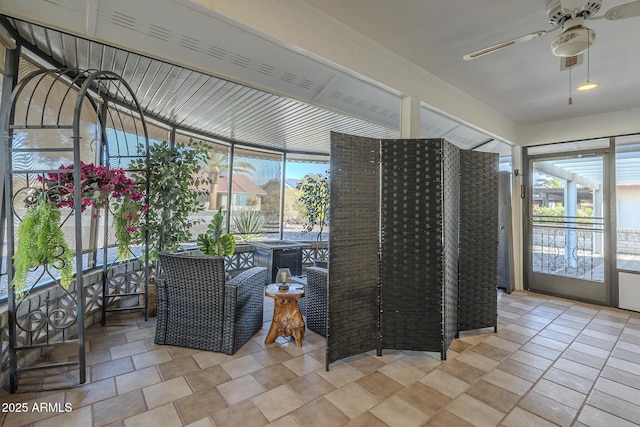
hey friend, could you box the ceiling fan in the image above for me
[463,0,640,60]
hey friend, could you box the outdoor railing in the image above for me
[531,215,604,281]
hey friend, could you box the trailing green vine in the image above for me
[12,200,74,296]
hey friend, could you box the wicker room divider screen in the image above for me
[327,132,499,368]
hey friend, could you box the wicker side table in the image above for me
[264,284,305,346]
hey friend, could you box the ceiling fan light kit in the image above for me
[551,24,596,57]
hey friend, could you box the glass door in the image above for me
[524,149,610,305]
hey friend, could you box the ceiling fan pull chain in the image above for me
[568,65,573,105]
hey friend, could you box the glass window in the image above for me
[175,132,231,241]
[230,148,283,241]
[283,156,329,241]
[616,135,640,272]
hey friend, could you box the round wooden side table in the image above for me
[264,284,305,346]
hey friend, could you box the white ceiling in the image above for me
[1,0,639,154]
[296,0,640,126]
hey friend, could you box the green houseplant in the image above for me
[12,199,74,296]
[132,138,211,261]
[296,172,330,265]
[197,208,236,256]
[233,209,265,242]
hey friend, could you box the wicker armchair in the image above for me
[306,266,328,337]
[154,253,267,355]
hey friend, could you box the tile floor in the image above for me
[1,290,640,426]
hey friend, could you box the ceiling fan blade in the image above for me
[605,0,640,20]
[463,28,557,61]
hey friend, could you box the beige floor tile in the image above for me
[395,382,451,416]
[465,380,519,413]
[482,335,521,353]
[440,358,485,384]
[252,384,305,421]
[455,349,501,372]
[110,340,150,360]
[503,323,538,337]
[482,368,533,396]
[185,417,216,427]
[375,362,424,387]
[529,334,570,352]
[553,357,601,380]
[143,376,193,409]
[290,397,350,426]
[355,371,404,401]
[131,348,173,369]
[325,383,379,418]
[266,414,302,427]
[3,394,68,426]
[469,342,512,361]
[316,362,364,387]
[508,349,554,370]
[562,348,606,369]
[606,356,640,376]
[501,406,558,427]
[587,389,640,424]
[594,377,640,404]
[345,353,387,374]
[423,409,474,426]
[217,374,265,405]
[532,378,586,410]
[221,354,264,378]
[210,400,268,427]
[91,356,135,381]
[577,405,638,427]
[123,402,182,427]
[116,366,161,394]
[369,395,429,427]
[446,393,505,427]
[542,367,594,394]
[420,369,470,398]
[64,377,117,407]
[251,347,294,367]
[581,327,619,342]
[286,371,336,402]
[191,350,234,369]
[282,353,324,377]
[569,340,612,359]
[518,391,578,426]
[346,411,391,427]
[519,342,562,360]
[92,390,147,425]
[538,328,575,344]
[252,364,298,390]
[157,355,202,380]
[124,325,156,342]
[184,364,232,392]
[174,387,228,424]
[33,403,92,427]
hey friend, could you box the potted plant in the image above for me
[296,172,330,267]
[131,138,211,261]
[197,208,236,256]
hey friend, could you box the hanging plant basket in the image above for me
[39,161,147,260]
[12,199,74,297]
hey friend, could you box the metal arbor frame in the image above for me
[2,67,149,393]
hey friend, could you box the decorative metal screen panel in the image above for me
[458,150,499,332]
[327,132,380,367]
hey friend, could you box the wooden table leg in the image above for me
[265,297,305,346]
